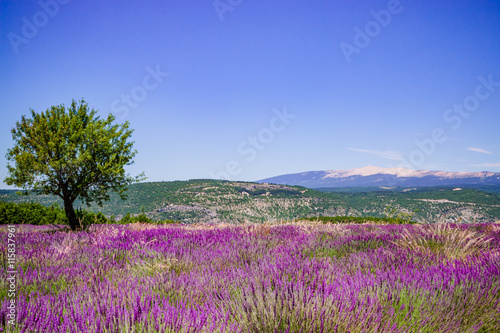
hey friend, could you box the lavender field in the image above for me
[1,222,500,332]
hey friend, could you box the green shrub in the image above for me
[0,201,178,227]
[75,208,110,229]
[0,201,111,227]
[0,201,67,225]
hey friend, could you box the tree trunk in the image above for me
[63,197,79,231]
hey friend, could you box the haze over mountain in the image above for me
[258,166,500,189]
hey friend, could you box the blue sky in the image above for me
[1,0,500,188]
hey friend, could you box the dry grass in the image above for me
[128,254,179,276]
[392,223,494,261]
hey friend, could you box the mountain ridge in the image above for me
[258,166,500,188]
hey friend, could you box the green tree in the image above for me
[4,99,145,230]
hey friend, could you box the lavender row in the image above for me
[1,222,499,332]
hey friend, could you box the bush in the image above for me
[75,208,110,229]
[0,201,111,228]
[0,201,178,227]
[0,201,67,225]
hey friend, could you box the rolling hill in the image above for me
[1,180,500,224]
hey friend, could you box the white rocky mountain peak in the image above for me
[323,166,495,179]
[258,166,500,188]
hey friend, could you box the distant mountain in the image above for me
[257,166,500,188]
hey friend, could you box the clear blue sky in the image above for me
[1,0,500,188]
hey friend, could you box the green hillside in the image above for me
[1,181,499,223]
[325,186,500,223]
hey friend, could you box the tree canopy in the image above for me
[4,99,145,230]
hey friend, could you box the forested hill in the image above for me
[1,180,499,224]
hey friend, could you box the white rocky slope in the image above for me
[259,166,500,188]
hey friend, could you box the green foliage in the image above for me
[0,201,182,227]
[0,201,111,227]
[318,187,500,223]
[383,204,419,223]
[4,99,145,230]
[233,186,302,197]
[75,208,110,230]
[0,201,67,225]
